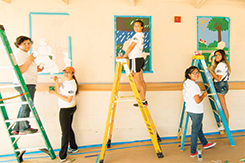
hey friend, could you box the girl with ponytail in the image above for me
[49,66,79,162]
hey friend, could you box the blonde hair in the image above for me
[210,49,231,74]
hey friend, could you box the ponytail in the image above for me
[72,75,79,95]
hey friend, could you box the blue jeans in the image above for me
[187,112,208,154]
[13,85,36,132]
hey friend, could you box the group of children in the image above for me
[183,49,231,157]
[10,19,231,162]
[116,20,231,158]
[10,35,79,162]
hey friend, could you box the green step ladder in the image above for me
[177,55,235,151]
[0,25,56,162]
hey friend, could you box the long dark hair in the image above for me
[184,66,199,81]
[211,49,231,74]
[72,74,79,95]
[14,36,33,48]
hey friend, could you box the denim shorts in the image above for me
[214,81,229,95]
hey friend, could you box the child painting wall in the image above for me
[115,16,152,73]
[197,16,230,66]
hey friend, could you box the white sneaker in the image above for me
[67,147,78,154]
[218,123,225,131]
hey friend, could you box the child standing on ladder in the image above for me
[208,49,231,126]
[12,36,44,135]
[116,20,147,106]
[49,66,79,162]
[183,66,216,157]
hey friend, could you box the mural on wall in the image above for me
[115,16,152,73]
[29,12,72,76]
[197,16,230,66]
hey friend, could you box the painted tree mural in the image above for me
[207,17,229,42]
[197,16,230,66]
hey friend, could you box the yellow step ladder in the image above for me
[96,59,163,163]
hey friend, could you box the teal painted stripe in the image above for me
[115,15,151,18]
[29,12,69,16]
[149,15,153,73]
[38,73,51,75]
[29,13,33,53]
[53,72,64,75]
[68,36,72,67]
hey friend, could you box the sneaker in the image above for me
[60,158,66,162]
[218,123,225,131]
[60,158,75,163]
[190,151,198,157]
[19,128,38,135]
[133,101,148,107]
[11,130,19,135]
[67,148,78,154]
[203,142,216,149]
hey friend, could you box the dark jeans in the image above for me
[13,84,36,132]
[59,106,78,160]
[187,112,208,154]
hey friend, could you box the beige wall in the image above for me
[0,0,245,155]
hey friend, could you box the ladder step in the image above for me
[0,101,28,106]
[5,117,35,123]
[15,147,47,152]
[118,95,135,98]
[0,84,21,89]
[116,99,136,102]
[0,92,28,102]
[10,132,42,138]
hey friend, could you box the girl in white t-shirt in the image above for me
[183,66,216,157]
[12,36,44,135]
[208,49,231,125]
[49,66,79,162]
[116,20,147,107]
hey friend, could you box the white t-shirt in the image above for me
[128,32,144,59]
[214,62,229,82]
[58,79,77,108]
[13,49,38,84]
[183,79,203,114]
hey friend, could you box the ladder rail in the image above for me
[198,60,233,138]
[98,61,122,162]
[177,102,186,139]
[179,56,235,151]
[0,92,20,160]
[180,113,189,151]
[106,62,123,148]
[198,58,235,145]
[97,60,164,163]
[123,63,163,158]
[0,25,56,162]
